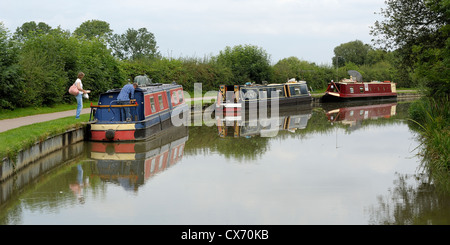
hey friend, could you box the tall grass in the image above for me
[409,96,450,192]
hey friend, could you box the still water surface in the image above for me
[1,100,449,225]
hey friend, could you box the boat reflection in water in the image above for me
[216,105,312,138]
[87,125,189,191]
[325,101,397,130]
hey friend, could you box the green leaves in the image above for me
[215,44,272,84]
[109,28,160,60]
[371,0,449,97]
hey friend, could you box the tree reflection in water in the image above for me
[367,172,450,225]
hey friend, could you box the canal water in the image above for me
[1,100,449,225]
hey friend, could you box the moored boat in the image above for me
[87,75,189,141]
[216,79,312,114]
[321,70,397,102]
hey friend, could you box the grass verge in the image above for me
[0,114,90,160]
[0,102,92,120]
[409,96,450,192]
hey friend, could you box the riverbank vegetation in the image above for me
[1,18,421,111]
[370,0,449,191]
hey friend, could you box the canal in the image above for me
[1,99,449,225]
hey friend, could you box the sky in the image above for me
[0,0,387,65]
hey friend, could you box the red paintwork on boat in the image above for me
[326,103,397,124]
[323,79,397,101]
[91,130,136,141]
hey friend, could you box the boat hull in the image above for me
[321,93,397,102]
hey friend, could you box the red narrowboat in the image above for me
[322,70,397,102]
[87,75,189,141]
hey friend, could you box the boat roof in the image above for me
[240,80,307,87]
[105,82,182,94]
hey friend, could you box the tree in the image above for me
[18,30,70,107]
[370,0,449,96]
[109,27,160,60]
[332,40,371,67]
[13,21,52,42]
[0,22,23,109]
[214,44,272,83]
[74,19,112,40]
[370,0,447,51]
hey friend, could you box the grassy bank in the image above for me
[409,96,450,192]
[0,114,90,160]
[0,101,92,120]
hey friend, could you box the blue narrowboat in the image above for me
[87,76,189,141]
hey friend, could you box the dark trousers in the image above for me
[117,101,131,121]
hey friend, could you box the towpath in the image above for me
[0,96,214,133]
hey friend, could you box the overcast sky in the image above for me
[0,0,386,65]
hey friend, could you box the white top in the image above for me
[75,78,83,95]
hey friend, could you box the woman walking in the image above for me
[74,72,90,119]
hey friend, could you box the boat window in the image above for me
[259,89,267,99]
[294,87,301,95]
[350,87,354,93]
[178,90,183,102]
[277,88,283,97]
[360,87,364,93]
[150,97,156,113]
[242,89,258,100]
[172,91,178,104]
[300,84,308,95]
[158,94,164,110]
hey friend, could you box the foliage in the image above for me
[109,27,160,60]
[0,22,22,110]
[370,0,449,97]
[371,0,447,51]
[412,36,450,97]
[0,17,435,111]
[272,57,331,91]
[18,29,71,107]
[74,38,124,100]
[13,21,52,42]
[73,19,112,40]
[332,40,371,66]
[214,44,272,83]
[409,97,450,191]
